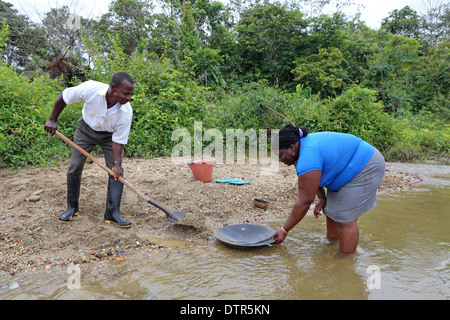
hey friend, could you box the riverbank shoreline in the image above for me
[1,158,448,277]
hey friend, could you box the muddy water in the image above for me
[1,183,449,300]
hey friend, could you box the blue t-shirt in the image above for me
[295,132,375,191]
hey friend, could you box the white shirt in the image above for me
[62,80,133,145]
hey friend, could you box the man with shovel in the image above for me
[44,72,135,228]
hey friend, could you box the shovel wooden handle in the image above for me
[55,130,151,202]
[55,130,185,222]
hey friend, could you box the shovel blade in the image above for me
[167,211,186,223]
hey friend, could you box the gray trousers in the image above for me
[67,119,123,176]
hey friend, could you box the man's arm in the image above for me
[44,92,67,135]
[111,141,124,180]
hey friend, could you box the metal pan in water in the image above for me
[214,224,276,248]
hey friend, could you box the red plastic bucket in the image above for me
[187,158,215,182]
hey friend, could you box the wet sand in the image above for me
[0,157,447,276]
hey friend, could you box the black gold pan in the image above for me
[214,224,276,248]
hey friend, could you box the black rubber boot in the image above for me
[104,177,132,228]
[59,174,82,222]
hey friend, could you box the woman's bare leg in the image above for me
[326,217,339,241]
[326,217,359,253]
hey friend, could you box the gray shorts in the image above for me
[323,149,385,223]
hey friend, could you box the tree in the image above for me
[40,6,87,81]
[0,0,48,72]
[138,0,193,60]
[0,20,8,53]
[192,47,224,87]
[410,40,449,117]
[84,0,154,58]
[418,0,449,46]
[190,0,234,49]
[363,31,423,114]
[233,2,307,86]
[292,47,345,97]
[381,6,422,39]
[180,0,202,57]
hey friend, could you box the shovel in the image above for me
[55,130,186,223]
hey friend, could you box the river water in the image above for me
[1,167,449,300]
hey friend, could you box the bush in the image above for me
[385,111,449,161]
[213,81,289,130]
[0,64,66,167]
[326,85,401,152]
[0,46,446,168]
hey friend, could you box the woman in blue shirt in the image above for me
[273,124,385,253]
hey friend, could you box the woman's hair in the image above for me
[275,124,309,150]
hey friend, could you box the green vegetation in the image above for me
[0,0,448,168]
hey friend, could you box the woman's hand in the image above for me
[273,228,288,244]
[314,198,326,218]
[313,187,326,218]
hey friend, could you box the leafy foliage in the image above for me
[0,63,67,167]
[0,0,448,167]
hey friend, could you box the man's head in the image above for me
[109,72,134,105]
